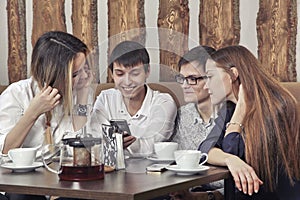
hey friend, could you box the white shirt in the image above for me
[0,78,76,155]
[93,84,177,157]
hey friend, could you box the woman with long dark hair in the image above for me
[205,45,300,199]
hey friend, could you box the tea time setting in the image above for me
[1,1,300,200]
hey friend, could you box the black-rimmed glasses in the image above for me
[175,74,207,85]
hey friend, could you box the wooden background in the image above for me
[5,0,298,84]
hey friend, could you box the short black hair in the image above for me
[178,46,216,70]
[108,41,150,72]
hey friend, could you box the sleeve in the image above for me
[127,94,177,155]
[93,92,111,126]
[198,101,236,154]
[222,132,245,159]
[169,109,181,144]
[0,86,25,153]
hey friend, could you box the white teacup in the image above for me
[8,147,37,166]
[174,150,208,169]
[154,142,178,160]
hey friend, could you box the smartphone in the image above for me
[146,164,168,172]
[109,119,131,135]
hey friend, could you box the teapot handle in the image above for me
[41,144,63,174]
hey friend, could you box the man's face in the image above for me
[112,62,150,99]
[179,61,210,104]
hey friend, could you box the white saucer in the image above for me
[0,162,44,172]
[147,156,174,162]
[166,165,209,175]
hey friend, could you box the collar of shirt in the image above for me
[117,84,153,119]
[190,103,216,128]
[30,77,41,97]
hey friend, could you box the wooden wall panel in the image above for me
[257,0,297,82]
[7,0,27,84]
[199,0,240,49]
[107,0,145,82]
[72,0,99,83]
[157,0,189,81]
[32,0,66,47]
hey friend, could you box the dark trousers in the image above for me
[4,193,47,200]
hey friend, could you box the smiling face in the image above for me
[179,61,210,103]
[204,59,235,105]
[72,52,89,89]
[112,62,150,100]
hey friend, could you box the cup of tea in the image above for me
[154,142,178,160]
[174,150,208,169]
[8,147,37,166]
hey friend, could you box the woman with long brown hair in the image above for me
[0,31,94,200]
[205,45,300,199]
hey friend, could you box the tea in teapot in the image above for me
[42,130,104,181]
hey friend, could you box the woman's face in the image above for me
[204,59,234,105]
[179,61,210,104]
[72,52,89,89]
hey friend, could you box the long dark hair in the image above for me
[30,31,89,114]
[212,45,300,191]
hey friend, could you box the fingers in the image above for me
[38,86,61,110]
[123,135,136,148]
[231,171,242,192]
[239,172,249,194]
[250,170,263,193]
[236,167,263,196]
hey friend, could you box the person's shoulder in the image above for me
[3,78,32,95]
[97,88,119,97]
[151,88,176,103]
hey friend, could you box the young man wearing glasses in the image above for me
[172,46,216,150]
[93,41,177,157]
[170,46,224,200]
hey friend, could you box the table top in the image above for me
[0,158,231,200]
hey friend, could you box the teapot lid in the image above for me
[62,134,101,148]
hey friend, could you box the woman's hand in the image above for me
[225,155,263,195]
[27,86,61,119]
[226,84,246,135]
[235,84,246,118]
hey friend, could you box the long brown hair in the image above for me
[30,31,89,115]
[211,45,300,191]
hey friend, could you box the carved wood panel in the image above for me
[107,0,145,82]
[199,0,240,49]
[257,0,297,82]
[7,0,27,84]
[32,0,66,47]
[157,0,189,81]
[72,0,99,83]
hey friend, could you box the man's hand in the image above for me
[123,133,136,148]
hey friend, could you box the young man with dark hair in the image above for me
[94,41,177,157]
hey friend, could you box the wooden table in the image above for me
[0,158,234,200]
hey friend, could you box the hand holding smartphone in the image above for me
[109,119,131,135]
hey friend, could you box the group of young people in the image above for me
[0,31,299,200]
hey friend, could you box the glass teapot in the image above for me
[42,115,104,181]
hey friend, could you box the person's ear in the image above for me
[230,67,239,81]
[145,64,150,78]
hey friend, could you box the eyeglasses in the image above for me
[175,74,207,85]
